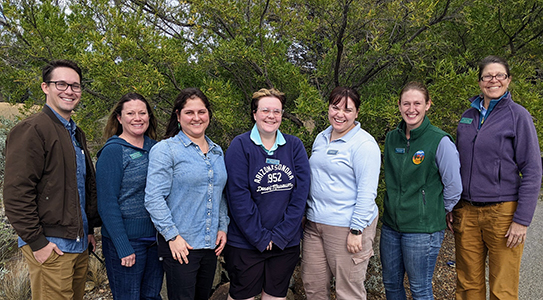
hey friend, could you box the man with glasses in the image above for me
[4,59,101,300]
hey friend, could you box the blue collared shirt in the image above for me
[19,104,88,253]
[306,122,381,230]
[472,91,508,128]
[144,131,229,249]
[249,124,286,155]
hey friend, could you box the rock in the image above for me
[209,282,229,300]
[85,281,96,292]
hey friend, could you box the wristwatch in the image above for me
[350,228,362,235]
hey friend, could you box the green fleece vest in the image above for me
[383,116,451,233]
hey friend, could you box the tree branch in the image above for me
[334,0,352,87]
[257,0,273,89]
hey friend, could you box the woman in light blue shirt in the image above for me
[144,88,229,300]
[301,87,381,300]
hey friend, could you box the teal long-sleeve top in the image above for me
[96,135,157,259]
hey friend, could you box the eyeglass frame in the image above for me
[46,80,83,93]
[255,107,284,117]
[479,73,509,82]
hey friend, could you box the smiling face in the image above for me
[177,97,209,140]
[478,63,511,103]
[328,97,359,138]
[399,89,431,132]
[41,67,81,120]
[253,96,282,137]
[117,100,149,140]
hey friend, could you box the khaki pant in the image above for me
[453,200,524,300]
[21,245,88,300]
[301,218,377,300]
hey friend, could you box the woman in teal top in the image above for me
[97,92,162,300]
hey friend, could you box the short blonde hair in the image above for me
[251,88,286,113]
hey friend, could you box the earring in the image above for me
[178,123,181,129]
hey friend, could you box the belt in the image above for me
[463,199,503,207]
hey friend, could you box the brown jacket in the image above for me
[3,105,101,251]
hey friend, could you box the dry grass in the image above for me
[87,248,108,289]
[0,256,31,300]
[0,225,18,266]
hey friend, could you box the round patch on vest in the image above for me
[412,150,425,165]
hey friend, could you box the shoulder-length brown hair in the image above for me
[103,92,158,140]
[164,88,213,139]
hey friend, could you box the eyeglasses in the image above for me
[480,74,509,82]
[257,107,284,117]
[46,81,82,93]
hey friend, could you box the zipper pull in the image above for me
[76,236,80,242]
[422,190,426,205]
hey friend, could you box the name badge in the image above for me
[327,149,338,155]
[395,148,405,154]
[460,117,473,124]
[266,158,280,165]
[130,152,143,159]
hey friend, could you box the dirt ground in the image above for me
[84,228,457,300]
[0,103,40,120]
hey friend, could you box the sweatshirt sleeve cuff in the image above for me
[271,232,287,250]
[112,237,135,259]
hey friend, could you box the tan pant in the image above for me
[453,200,524,300]
[21,245,88,300]
[301,218,377,300]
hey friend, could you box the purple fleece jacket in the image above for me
[456,92,542,226]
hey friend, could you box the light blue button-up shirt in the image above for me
[144,131,229,249]
[18,104,88,253]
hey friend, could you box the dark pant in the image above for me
[158,235,217,300]
[102,236,163,300]
[224,244,300,299]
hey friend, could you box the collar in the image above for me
[176,130,216,151]
[471,91,509,111]
[250,124,286,154]
[323,121,361,142]
[46,104,76,133]
[397,116,431,140]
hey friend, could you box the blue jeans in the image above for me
[380,224,444,300]
[102,236,164,300]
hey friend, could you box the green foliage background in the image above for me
[1,0,543,206]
